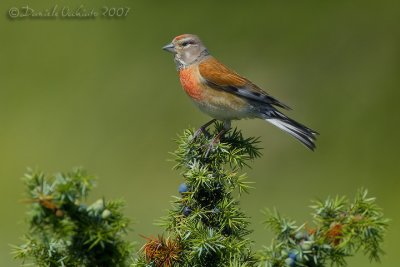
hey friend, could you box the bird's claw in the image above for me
[191,119,216,141]
[193,127,209,140]
[204,128,227,157]
[205,141,216,157]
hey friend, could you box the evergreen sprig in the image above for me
[258,189,388,267]
[136,123,261,267]
[13,168,134,267]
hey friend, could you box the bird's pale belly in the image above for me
[192,95,254,120]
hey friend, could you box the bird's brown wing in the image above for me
[198,57,291,110]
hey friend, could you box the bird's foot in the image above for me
[205,128,227,157]
[192,119,216,140]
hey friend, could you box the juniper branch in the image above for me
[258,189,388,267]
[13,168,134,267]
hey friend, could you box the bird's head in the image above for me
[163,34,209,69]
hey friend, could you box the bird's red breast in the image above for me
[179,66,204,100]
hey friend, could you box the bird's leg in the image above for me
[205,120,231,156]
[193,119,217,139]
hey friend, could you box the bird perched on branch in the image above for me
[163,34,318,150]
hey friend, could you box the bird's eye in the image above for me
[182,41,192,47]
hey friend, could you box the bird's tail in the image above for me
[264,111,318,151]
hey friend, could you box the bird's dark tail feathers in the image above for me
[264,111,318,151]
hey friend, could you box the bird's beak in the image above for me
[162,43,176,53]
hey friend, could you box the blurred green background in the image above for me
[1,0,399,266]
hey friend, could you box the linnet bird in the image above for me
[163,34,318,150]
